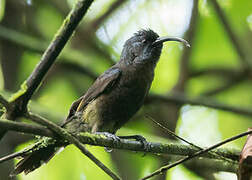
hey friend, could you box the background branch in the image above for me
[0,25,98,80]
[13,0,94,111]
[147,93,252,117]
[210,0,250,68]
[90,0,128,31]
[0,0,94,140]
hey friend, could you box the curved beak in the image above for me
[152,36,190,47]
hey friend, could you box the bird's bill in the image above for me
[152,36,190,47]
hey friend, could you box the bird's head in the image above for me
[120,29,190,66]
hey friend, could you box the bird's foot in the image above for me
[95,132,120,152]
[118,135,151,153]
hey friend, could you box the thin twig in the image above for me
[201,68,249,96]
[146,93,252,117]
[202,76,247,96]
[0,118,240,161]
[141,130,252,180]
[76,1,129,66]
[210,0,250,68]
[0,147,34,164]
[189,67,243,78]
[70,137,121,180]
[145,115,237,163]
[171,0,198,92]
[91,0,127,30]
[145,115,200,147]
[25,113,121,180]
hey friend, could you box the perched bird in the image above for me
[10,29,189,176]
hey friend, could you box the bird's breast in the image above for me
[82,65,154,133]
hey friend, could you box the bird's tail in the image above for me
[10,137,64,177]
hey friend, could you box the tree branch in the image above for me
[202,74,247,96]
[24,113,120,180]
[189,67,244,78]
[0,1,121,178]
[171,0,198,92]
[210,0,250,68]
[90,0,128,31]
[145,115,236,164]
[0,25,98,80]
[189,67,249,96]
[142,130,252,180]
[58,61,98,80]
[146,93,252,117]
[13,0,94,110]
[0,0,95,140]
[0,118,240,162]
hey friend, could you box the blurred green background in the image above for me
[0,0,252,179]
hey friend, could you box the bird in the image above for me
[9,29,189,176]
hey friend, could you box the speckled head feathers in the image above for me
[120,29,163,65]
[134,29,159,42]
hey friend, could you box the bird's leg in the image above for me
[95,132,121,152]
[95,132,120,142]
[95,133,150,153]
[118,135,151,152]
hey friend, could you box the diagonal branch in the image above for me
[146,93,252,117]
[12,0,94,112]
[171,0,198,92]
[145,115,236,164]
[90,0,128,31]
[202,74,247,96]
[141,130,252,180]
[189,67,243,78]
[24,113,120,180]
[189,67,249,96]
[210,0,250,68]
[0,0,94,140]
[0,1,120,178]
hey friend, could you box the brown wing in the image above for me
[65,67,121,122]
